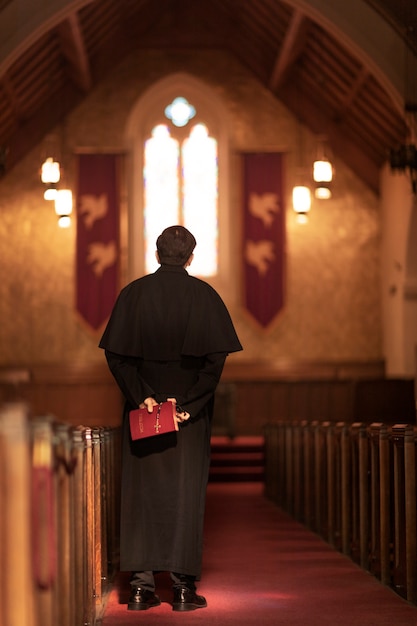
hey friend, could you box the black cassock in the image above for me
[99,264,242,576]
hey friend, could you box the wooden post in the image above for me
[0,402,35,626]
[72,427,87,626]
[326,422,336,545]
[357,423,369,570]
[312,421,322,534]
[31,417,56,626]
[339,422,351,556]
[54,423,76,626]
[369,422,392,583]
[92,428,104,613]
[379,424,391,586]
[349,423,360,564]
[391,425,407,598]
[83,427,96,625]
[276,423,286,508]
[369,423,383,579]
[293,421,302,521]
[285,423,293,514]
[404,425,417,603]
[100,429,111,595]
[302,420,312,526]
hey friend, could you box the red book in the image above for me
[129,401,179,440]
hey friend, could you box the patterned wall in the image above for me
[0,49,381,366]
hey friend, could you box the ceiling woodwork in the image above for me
[0,0,415,193]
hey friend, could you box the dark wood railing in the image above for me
[264,421,417,604]
[0,402,120,626]
[0,359,393,433]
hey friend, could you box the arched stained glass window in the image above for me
[144,125,180,272]
[182,124,218,276]
[143,120,218,276]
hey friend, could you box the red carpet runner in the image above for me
[100,483,417,625]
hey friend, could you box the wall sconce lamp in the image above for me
[292,122,312,223]
[54,188,73,228]
[313,137,333,199]
[292,184,311,223]
[389,143,417,194]
[389,103,417,194]
[41,157,61,200]
[40,128,73,226]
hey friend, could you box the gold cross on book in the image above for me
[154,404,162,433]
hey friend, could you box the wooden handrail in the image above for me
[0,358,385,384]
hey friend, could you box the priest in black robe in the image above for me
[99,225,242,612]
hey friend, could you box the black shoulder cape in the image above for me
[99,265,242,360]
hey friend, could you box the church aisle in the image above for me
[100,483,417,625]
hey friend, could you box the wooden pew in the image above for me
[263,419,417,605]
[0,402,121,626]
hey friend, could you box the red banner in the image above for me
[76,154,120,331]
[242,152,285,327]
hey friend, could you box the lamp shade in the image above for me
[292,185,311,223]
[41,157,60,184]
[44,184,58,200]
[57,215,71,228]
[315,185,332,199]
[313,158,333,183]
[54,189,73,227]
[313,157,333,199]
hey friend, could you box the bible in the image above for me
[129,401,179,440]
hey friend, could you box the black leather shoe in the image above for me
[172,586,207,611]
[127,587,161,611]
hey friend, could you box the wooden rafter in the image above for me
[57,13,92,93]
[269,9,310,91]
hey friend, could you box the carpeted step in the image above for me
[210,451,265,467]
[211,435,264,452]
[209,465,265,482]
[209,436,265,483]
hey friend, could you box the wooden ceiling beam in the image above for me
[335,66,370,120]
[3,83,84,175]
[281,81,380,193]
[269,9,310,91]
[0,74,19,122]
[57,13,92,93]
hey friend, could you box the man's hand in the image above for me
[140,397,158,412]
[167,397,190,427]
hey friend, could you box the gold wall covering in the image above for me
[0,51,381,367]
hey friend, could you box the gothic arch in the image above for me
[124,72,232,291]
